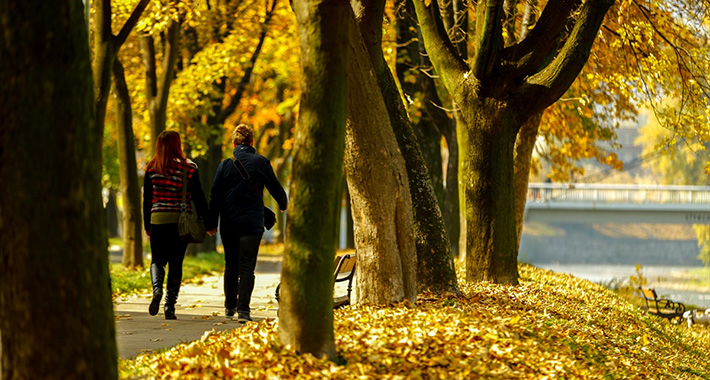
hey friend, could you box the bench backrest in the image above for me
[334,254,356,282]
[640,288,657,301]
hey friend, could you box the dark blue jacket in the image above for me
[207,145,288,234]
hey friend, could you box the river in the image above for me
[535,263,710,309]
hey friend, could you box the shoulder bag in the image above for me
[177,163,207,243]
[230,156,277,230]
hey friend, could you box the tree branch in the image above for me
[501,0,579,77]
[502,0,517,47]
[139,33,158,99]
[217,0,278,123]
[412,0,469,98]
[517,0,614,113]
[115,0,152,49]
[471,0,504,79]
[518,0,538,42]
[156,19,180,113]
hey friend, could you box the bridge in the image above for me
[524,183,710,224]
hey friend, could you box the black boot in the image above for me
[164,276,181,320]
[149,263,165,316]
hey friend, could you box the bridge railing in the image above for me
[527,183,710,205]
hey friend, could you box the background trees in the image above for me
[0,1,117,377]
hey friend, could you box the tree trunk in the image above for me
[513,112,543,252]
[106,188,120,238]
[344,186,355,249]
[93,0,115,155]
[462,108,520,284]
[355,0,457,294]
[395,0,445,208]
[346,9,418,303]
[140,19,180,156]
[414,0,613,284]
[441,121,460,258]
[93,0,151,155]
[113,59,144,269]
[278,0,348,360]
[0,1,117,378]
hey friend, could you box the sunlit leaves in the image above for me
[120,265,710,379]
[538,0,710,182]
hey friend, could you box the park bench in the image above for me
[275,253,357,309]
[638,287,686,320]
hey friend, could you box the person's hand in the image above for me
[145,230,151,237]
[207,229,218,237]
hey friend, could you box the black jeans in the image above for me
[149,223,188,298]
[221,227,263,313]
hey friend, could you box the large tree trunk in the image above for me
[414,0,614,284]
[346,9,417,303]
[513,112,543,252]
[0,1,118,378]
[355,0,457,294]
[462,110,520,284]
[113,59,144,269]
[278,0,348,360]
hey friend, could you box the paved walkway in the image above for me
[114,257,282,359]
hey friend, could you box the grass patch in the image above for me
[111,251,224,297]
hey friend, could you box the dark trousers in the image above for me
[149,223,188,304]
[221,228,263,313]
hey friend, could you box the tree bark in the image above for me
[113,59,144,269]
[356,0,457,294]
[345,8,417,303]
[413,0,614,284]
[0,1,117,378]
[93,0,151,154]
[278,0,348,360]
[93,0,115,154]
[460,108,520,284]
[396,0,446,210]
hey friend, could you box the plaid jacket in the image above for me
[143,159,208,229]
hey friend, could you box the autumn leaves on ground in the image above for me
[120,265,710,379]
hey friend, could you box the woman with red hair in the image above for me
[143,130,209,319]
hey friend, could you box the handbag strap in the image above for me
[180,161,189,211]
[230,156,263,198]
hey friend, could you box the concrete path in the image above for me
[114,257,282,359]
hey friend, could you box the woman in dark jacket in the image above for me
[207,124,288,322]
[144,130,209,320]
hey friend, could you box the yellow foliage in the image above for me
[120,265,710,379]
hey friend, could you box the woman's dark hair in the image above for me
[147,130,186,175]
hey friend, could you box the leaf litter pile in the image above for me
[121,264,710,379]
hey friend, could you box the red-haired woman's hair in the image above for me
[147,130,186,175]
